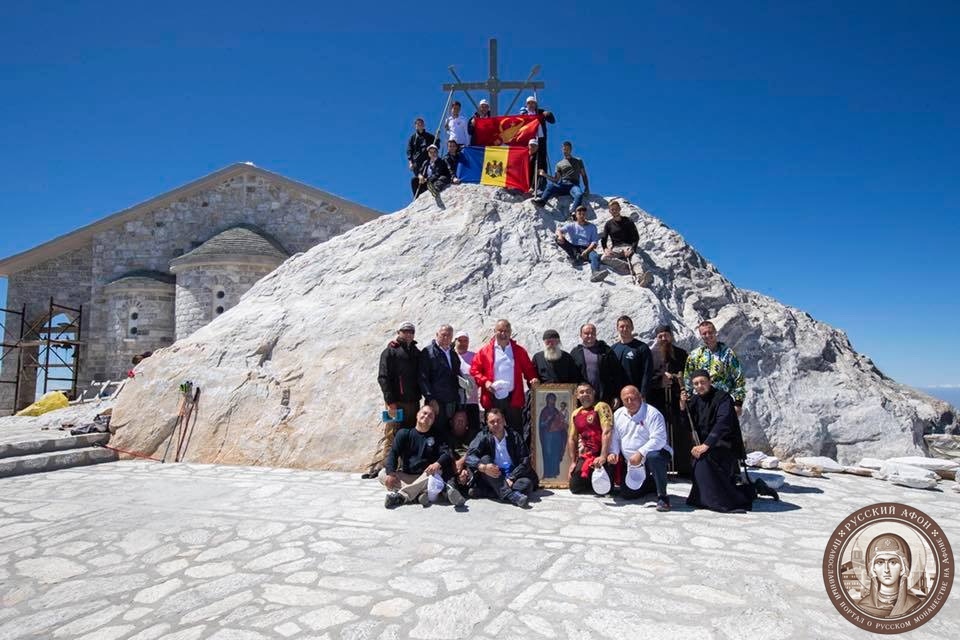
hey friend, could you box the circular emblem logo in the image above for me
[822,503,953,633]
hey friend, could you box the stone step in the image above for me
[0,431,110,461]
[0,446,118,479]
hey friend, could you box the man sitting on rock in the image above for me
[532,329,580,383]
[443,139,463,185]
[600,200,652,287]
[608,385,673,511]
[532,140,586,210]
[465,408,538,507]
[381,405,466,508]
[683,320,746,416]
[416,144,452,199]
[556,206,608,283]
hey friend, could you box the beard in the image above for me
[544,345,563,362]
[657,339,674,360]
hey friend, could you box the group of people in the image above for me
[405,96,587,210]
[373,316,776,513]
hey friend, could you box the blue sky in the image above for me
[1,1,957,392]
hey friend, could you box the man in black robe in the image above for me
[680,369,753,513]
[532,329,581,383]
[646,325,690,473]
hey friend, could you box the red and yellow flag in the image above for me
[471,115,541,147]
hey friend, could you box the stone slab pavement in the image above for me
[0,461,957,640]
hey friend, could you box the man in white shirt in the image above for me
[445,101,470,148]
[608,385,673,511]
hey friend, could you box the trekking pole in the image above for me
[176,386,202,462]
[175,386,201,463]
[433,87,455,145]
[162,382,192,463]
[682,390,702,447]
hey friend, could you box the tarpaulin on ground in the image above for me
[457,146,530,192]
[470,115,540,147]
[15,390,69,417]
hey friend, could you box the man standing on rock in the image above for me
[406,117,436,197]
[683,320,746,416]
[532,140,589,211]
[369,322,422,477]
[610,315,654,401]
[532,329,580,383]
[556,206,608,283]
[465,408,538,507]
[381,405,465,508]
[600,200,653,287]
[519,96,556,171]
[419,324,462,437]
[646,325,690,474]
[470,319,539,435]
[444,100,470,148]
[571,323,622,407]
[467,98,492,145]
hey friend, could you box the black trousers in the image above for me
[568,458,616,495]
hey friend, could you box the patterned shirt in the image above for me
[683,342,746,404]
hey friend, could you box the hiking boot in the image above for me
[445,482,466,507]
[656,496,672,512]
[426,182,440,198]
[590,270,608,283]
[635,271,653,287]
[417,491,431,506]
[602,256,629,273]
[508,491,529,508]
[531,198,546,206]
[384,492,405,509]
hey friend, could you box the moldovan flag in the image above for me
[471,115,541,147]
[457,146,530,192]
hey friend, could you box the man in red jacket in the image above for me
[470,319,539,434]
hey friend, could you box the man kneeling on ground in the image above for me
[465,408,539,507]
[608,385,673,511]
[380,405,466,508]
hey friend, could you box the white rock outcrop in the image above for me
[109,185,958,469]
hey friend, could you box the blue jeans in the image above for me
[556,239,601,272]
[539,180,584,210]
[620,448,671,500]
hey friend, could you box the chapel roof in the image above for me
[169,224,289,269]
[0,163,381,276]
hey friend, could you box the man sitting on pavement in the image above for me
[465,408,539,507]
[532,329,581,383]
[601,199,652,287]
[608,385,673,511]
[381,405,465,508]
[445,409,478,494]
[556,205,608,282]
[532,140,589,211]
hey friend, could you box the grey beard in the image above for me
[544,345,563,362]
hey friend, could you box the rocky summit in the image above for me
[110,185,957,469]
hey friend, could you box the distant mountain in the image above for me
[919,387,960,409]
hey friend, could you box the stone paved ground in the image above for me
[0,462,957,640]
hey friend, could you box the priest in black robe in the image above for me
[681,369,753,513]
[646,325,689,473]
[531,329,581,383]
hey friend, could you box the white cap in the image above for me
[454,330,469,340]
[525,95,537,104]
[479,99,489,106]
[591,467,611,495]
[528,139,538,147]
[625,464,647,490]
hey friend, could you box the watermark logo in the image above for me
[823,503,953,633]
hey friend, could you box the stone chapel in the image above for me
[0,163,380,413]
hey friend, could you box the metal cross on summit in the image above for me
[443,38,545,116]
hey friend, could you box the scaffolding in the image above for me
[0,298,83,415]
